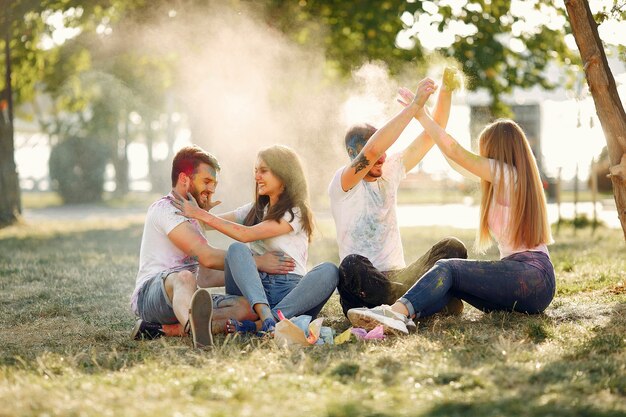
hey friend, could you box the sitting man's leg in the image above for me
[163,270,198,326]
[137,270,195,327]
[390,237,468,315]
[138,294,257,337]
[211,294,258,334]
[136,270,204,344]
[338,254,399,317]
[196,266,225,288]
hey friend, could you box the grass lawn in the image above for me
[0,213,624,417]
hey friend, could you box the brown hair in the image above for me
[171,145,220,187]
[243,145,314,241]
[477,119,552,251]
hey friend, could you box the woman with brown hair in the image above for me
[173,145,339,334]
[347,82,555,335]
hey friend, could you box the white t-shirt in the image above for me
[488,159,549,259]
[328,153,406,271]
[130,194,204,315]
[233,203,308,276]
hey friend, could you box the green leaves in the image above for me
[262,0,583,116]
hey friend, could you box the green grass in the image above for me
[395,188,615,206]
[396,187,476,205]
[0,214,625,417]
[21,191,161,210]
[20,191,64,209]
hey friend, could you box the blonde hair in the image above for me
[243,145,314,241]
[477,119,552,251]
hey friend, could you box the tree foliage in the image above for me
[2,0,625,216]
[48,135,108,203]
[2,0,178,203]
[263,0,579,116]
[264,0,426,76]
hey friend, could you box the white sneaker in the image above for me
[347,305,416,335]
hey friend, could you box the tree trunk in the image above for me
[0,15,21,227]
[565,0,626,240]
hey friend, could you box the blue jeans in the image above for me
[224,242,339,320]
[398,251,556,317]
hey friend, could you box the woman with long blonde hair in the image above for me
[174,145,339,334]
[347,82,555,334]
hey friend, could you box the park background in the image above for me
[1,1,625,416]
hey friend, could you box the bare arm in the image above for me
[216,211,237,222]
[401,83,452,172]
[205,212,296,273]
[206,215,294,242]
[198,210,237,231]
[172,193,294,242]
[340,78,437,191]
[415,109,492,181]
[168,222,226,270]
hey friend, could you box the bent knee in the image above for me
[227,241,248,254]
[339,254,371,274]
[226,242,249,259]
[439,237,468,259]
[340,254,362,268]
[433,258,455,273]
[168,270,196,291]
[318,262,340,286]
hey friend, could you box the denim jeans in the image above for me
[398,251,556,317]
[224,242,339,320]
[337,237,468,316]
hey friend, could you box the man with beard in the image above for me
[130,145,290,347]
[328,75,468,322]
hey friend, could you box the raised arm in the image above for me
[401,73,454,172]
[172,193,293,242]
[340,78,437,191]
[415,109,492,182]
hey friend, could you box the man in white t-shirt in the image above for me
[130,145,291,346]
[329,77,468,317]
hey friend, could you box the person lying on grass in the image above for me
[131,145,289,347]
[348,82,556,335]
[172,145,339,335]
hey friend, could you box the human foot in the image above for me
[259,317,276,335]
[225,319,257,334]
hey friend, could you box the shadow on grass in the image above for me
[426,399,625,417]
[320,301,624,416]
[0,223,145,365]
[422,302,626,417]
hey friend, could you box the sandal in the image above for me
[259,318,276,335]
[226,319,257,334]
